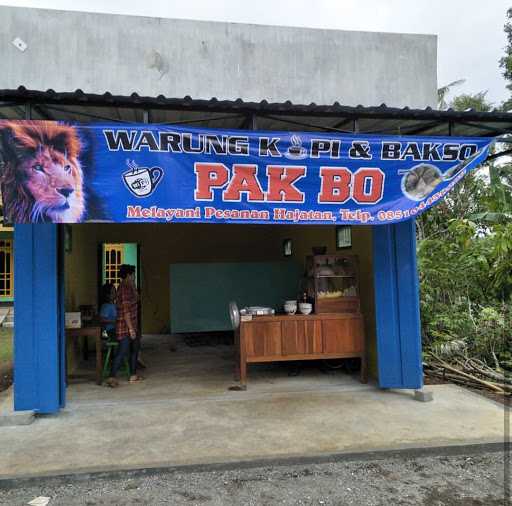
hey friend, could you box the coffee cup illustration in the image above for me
[285,134,307,160]
[123,160,163,197]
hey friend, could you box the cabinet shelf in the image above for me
[305,254,361,314]
[314,275,355,278]
[317,295,359,300]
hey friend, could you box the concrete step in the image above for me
[0,392,34,427]
[0,308,9,326]
[2,308,14,327]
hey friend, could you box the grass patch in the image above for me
[0,327,13,369]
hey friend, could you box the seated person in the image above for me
[99,283,117,340]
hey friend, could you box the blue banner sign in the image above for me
[0,120,493,225]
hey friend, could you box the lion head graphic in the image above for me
[0,121,85,223]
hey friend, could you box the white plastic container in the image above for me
[65,312,82,329]
[284,301,297,315]
[298,303,312,315]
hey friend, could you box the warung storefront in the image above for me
[0,112,503,413]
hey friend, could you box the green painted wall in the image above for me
[170,261,302,333]
[124,243,138,286]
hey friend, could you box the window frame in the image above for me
[0,239,14,299]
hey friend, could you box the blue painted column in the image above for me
[372,219,423,389]
[14,224,65,413]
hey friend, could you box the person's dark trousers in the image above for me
[129,337,141,375]
[111,337,141,377]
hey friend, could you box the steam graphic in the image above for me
[126,159,139,174]
[285,134,308,159]
[291,135,301,147]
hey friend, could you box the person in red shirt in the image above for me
[106,264,143,387]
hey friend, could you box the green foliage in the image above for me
[500,7,512,110]
[0,327,13,369]
[480,164,512,222]
[489,223,512,299]
[450,92,493,112]
[419,87,512,369]
[418,220,511,367]
[437,79,465,110]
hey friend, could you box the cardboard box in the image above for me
[65,312,82,329]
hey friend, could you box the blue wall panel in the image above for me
[373,220,423,389]
[394,220,423,387]
[14,224,64,413]
[13,225,36,410]
[57,226,66,408]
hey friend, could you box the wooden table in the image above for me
[236,313,367,388]
[66,325,103,385]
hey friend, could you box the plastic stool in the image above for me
[102,340,130,380]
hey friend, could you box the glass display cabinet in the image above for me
[305,255,361,313]
[233,254,367,388]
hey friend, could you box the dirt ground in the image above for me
[0,365,12,394]
[0,451,507,506]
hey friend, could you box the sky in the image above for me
[1,0,510,107]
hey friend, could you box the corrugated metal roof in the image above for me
[0,86,511,137]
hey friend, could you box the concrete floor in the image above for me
[67,334,372,404]
[0,335,506,479]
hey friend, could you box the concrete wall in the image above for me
[0,6,437,107]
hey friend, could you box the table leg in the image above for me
[237,327,247,390]
[82,336,89,361]
[96,332,103,385]
[360,355,368,384]
[72,336,79,364]
[240,358,247,389]
[234,328,241,381]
